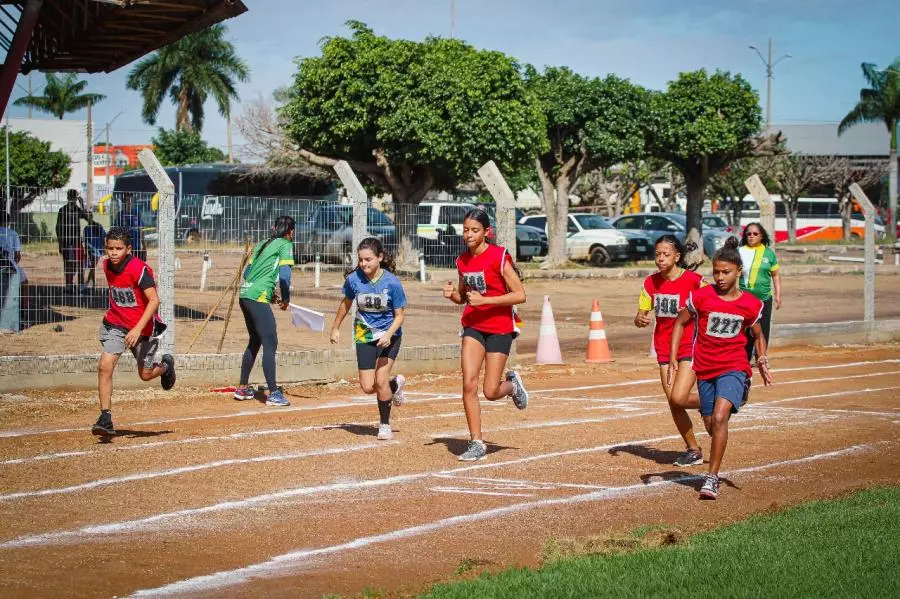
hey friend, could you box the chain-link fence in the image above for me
[1,187,523,357]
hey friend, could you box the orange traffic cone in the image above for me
[535,295,563,364]
[586,299,613,363]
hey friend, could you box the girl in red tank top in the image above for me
[442,209,528,462]
[668,237,774,500]
[634,235,704,467]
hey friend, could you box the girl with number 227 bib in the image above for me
[668,237,774,501]
[331,238,408,441]
[443,208,528,462]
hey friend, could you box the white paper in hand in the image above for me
[289,303,326,332]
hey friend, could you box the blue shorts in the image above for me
[697,371,750,417]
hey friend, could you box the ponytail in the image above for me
[255,215,295,258]
[712,236,743,269]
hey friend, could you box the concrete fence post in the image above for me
[138,149,175,355]
[744,174,776,243]
[477,160,517,258]
[849,183,876,324]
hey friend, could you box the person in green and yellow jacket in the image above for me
[739,222,781,362]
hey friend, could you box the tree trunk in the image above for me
[787,200,798,243]
[730,195,745,229]
[536,159,569,269]
[177,90,191,132]
[839,198,853,241]
[889,127,897,240]
[683,170,706,268]
[393,198,421,271]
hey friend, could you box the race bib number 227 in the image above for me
[705,311,744,338]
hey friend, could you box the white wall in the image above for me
[5,117,88,197]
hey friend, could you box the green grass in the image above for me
[419,487,900,599]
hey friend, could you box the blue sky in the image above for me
[6,0,897,157]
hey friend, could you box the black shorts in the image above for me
[356,335,402,370]
[462,327,513,355]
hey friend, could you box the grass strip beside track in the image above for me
[420,486,900,599]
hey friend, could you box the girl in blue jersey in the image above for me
[331,238,408,440]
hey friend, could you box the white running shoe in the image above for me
[376,424,393,440]
[391,374,406,407]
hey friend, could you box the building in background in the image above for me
[92,144,153,195]
[6,117,87,199]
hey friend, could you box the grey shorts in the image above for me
[98,322,159,369]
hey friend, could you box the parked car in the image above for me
[417,201,547,262]
[609,212,733,258]
[702,213,737,233]
[294,204,396,264]
[518,213,637,265]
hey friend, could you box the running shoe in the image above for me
[376,424,394,440]
[458,440,487,462]
[699,474,719,500]
[160,354,176,391]
[673,448,704,467]
[233,386,255,401]
[91,413,115,437]
[265,388,290,407]
[506,371,528,410]
[390,374,406,407]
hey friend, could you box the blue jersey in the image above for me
[342,268,407,343]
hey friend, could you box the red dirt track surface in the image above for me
[1,345,899,598]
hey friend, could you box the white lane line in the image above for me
[753,385,900,407]
[755,406,900,417]
[544,394,659,403]
[0,442,387,503]
[433,474,608,491]
[0,422,798,549]
[5,359,898,440]
[126,443,877,598]
[429,487,534,497]
[430,412,657,438]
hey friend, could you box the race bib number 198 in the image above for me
[654,293,680,318]
[706,311,744,338]
[462,272,487,293]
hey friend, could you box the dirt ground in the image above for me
[8,245,900,358]
[0,344,898,598]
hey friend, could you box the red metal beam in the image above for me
[0,0,42,116]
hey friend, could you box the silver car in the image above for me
[609,212,735,258]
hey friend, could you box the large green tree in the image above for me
[0,128,71,213]
[527,67,648,267]
[838,59,900,239]
[281,22,546,266]
[13,73,105,119]
[126,24,249,133]
[645,69,780,265]
[151,128,226,166]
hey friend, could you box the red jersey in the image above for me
[687,285,763,380]
[103,255,158,336]
[640,269,703,363]
[456,244,518,335]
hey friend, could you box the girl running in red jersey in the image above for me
[442,209,528,462]
[634,235,704,467]
[668,237,774,500]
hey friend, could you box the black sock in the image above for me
[377,400,391,425]
[389,378,398,394]
[100,409,111,419]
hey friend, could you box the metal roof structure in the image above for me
[0,0,248,115]
[768,122,892,157]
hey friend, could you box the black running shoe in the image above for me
[160,354,176,391]
[91,413,115,437]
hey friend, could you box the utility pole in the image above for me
[5,112,10,215]
[450,0,456,38]
[226,110,233,163]
[750,38,791,129]
[104,123,110,188]
[86,99,93,210]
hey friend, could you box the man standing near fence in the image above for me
[56,189,91,294]
[114,193,146,262]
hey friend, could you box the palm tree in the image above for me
[126,24,249,133]
[13,73,105,119]
[838,59,900,238]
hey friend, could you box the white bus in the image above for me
[736,196,884,242]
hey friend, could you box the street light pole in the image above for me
[749,38,791,129]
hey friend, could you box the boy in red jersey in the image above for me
[668,237,773,500]
[634,235,704,467]
[443,209,528,462]
[93,227,175,437]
